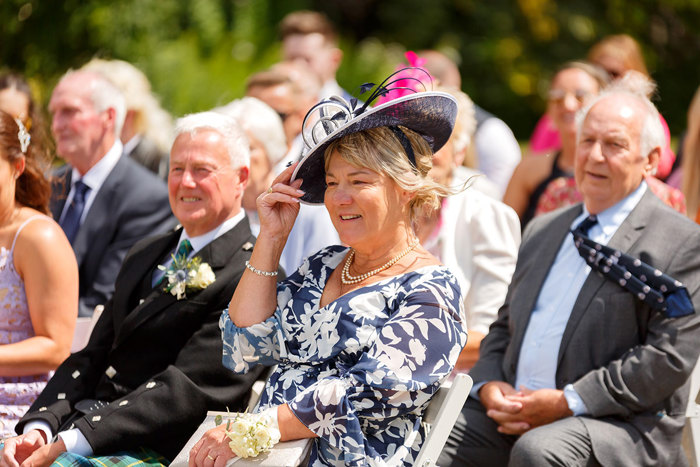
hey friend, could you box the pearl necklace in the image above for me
[341,240,419,285]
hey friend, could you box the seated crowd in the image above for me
[0,9,698,467]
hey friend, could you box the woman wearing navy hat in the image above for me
[191,72,468,466]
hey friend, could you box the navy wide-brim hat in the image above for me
[290,90,458,204]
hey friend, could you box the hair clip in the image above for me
[15,118,30,154]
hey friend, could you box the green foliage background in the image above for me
[2,0,699,139]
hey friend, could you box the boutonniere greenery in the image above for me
[158,255,215,300]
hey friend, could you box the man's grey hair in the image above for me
[58,70,127,138]
[437,86,475,154]
[215,97,287,167]
[174,111,250,168]
[576,72,665,159]
[82,58,173,152]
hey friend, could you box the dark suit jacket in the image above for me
[470,190,700,466]
[50,154,175,316]
[17,218,264,460]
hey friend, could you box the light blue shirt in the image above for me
[515,181,648,413]
[471,181,648,414]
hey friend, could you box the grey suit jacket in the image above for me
[470,189,700,466]
[50,155,175,316]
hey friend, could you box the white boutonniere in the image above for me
[158,255,215,300]
[215,408,281,459]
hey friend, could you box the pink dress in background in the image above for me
[0,217,51,437]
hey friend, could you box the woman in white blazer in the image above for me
[416,87,521,370]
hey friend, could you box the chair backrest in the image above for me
[70,305,104,353]
[684,357,700,466]
[246,365,277,412]
[413,373,473,467]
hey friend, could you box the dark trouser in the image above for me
[437,398,601,467]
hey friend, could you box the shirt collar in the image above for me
[178,210,245,255]
[574,180,648,237]
[71,140,124,191]
[122,135,141,156]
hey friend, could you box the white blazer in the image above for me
[438,167,521,334]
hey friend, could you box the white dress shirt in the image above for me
[319,79,347,101]
[58,141,124,225]
[474,117,521,198]
[25,211,246,456]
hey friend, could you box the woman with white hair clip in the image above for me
[190,72,467,465]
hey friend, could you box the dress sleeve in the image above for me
[219,260,309,373]
[287,276,468,463]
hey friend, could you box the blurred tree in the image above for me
[1,0,699,139]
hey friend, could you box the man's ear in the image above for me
[103,107,117,132]
[644,147,660,176]
[238,166,250,188]
[330,47,343,74]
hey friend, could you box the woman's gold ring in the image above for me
[266,187,273,194]
[207,454,215,461]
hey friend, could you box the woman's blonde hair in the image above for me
[324,126,453,222]
[682,85,700,220]
[587,34,649,78]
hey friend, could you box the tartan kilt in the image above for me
[51,447,167,467]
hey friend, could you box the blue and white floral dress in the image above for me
[220,246,467,466]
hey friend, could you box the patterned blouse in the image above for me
[220,246,467,466]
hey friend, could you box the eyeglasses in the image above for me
[548,89,591,105]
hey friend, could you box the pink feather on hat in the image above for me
[375,51,432,105]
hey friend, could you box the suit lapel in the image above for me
[113,217,252,347]
[109,229,180,331]
[50,169,71,221]
[71,155,129,264]
[556,191,652,368]
[510,206,582,360]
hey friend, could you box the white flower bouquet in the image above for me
[215,409,281,459]
[159,255,215,300]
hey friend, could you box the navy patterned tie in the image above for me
[572,215,694,318]
[60,180,90,244]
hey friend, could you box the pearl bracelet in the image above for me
[245,260,278,277]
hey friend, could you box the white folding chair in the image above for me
[684,357,700,466]
[246,365,277,412]
[413,373,473,467]
[70,304,104,353]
